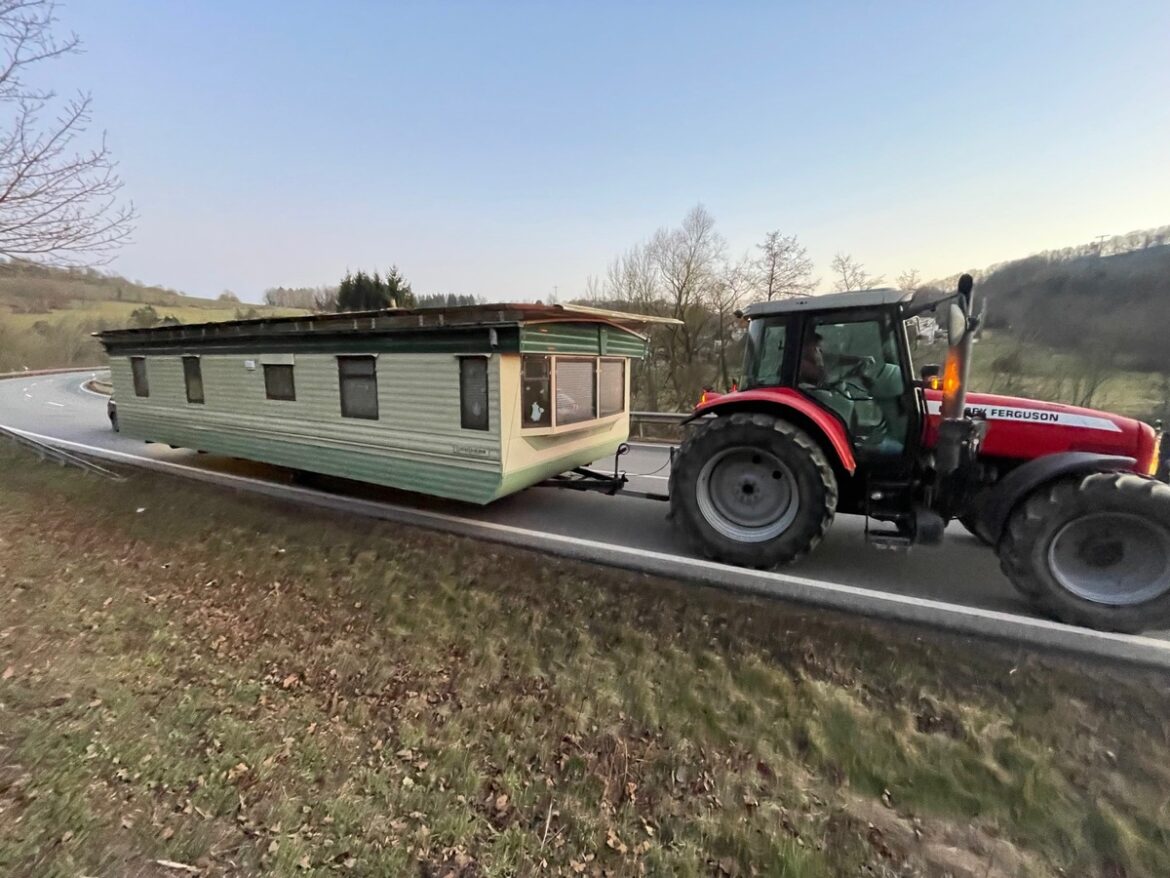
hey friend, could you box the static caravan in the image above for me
[96,304,676,504]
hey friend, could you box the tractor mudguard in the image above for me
[969,452,1136,546]
[681,389,857,474]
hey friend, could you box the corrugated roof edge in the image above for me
[742,288,914,318]
[93,302,682,340]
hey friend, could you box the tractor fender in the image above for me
[681,389,857,474]
[969,452,1136,546]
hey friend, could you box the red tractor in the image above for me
[669,276,1168,632]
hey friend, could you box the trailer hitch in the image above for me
[537,443,631,495]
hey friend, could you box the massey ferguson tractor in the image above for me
[669,275,1168,633]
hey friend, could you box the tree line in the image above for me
[580,204,890,410]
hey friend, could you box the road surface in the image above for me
[2,370,1168,662]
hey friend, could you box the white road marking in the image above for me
[46,401,65,407]
[4,424,1169,668]
[77,374,111,398]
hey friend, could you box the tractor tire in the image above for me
[670,412,837,568]
[958,513,990,545]
[998,472,1170,632]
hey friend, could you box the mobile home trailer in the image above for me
[97,304,677,504]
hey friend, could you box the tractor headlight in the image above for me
[1148,430,1163,478]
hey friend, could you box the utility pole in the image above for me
[1093,234,1109,255]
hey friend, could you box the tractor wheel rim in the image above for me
[695,446,799,543]
[1048,512,1170,606]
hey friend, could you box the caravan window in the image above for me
[459,357,489,431]
[183,356,204,404]
[598,358,625,417]
[521,356,552,428]
[520,355,626,429]
[264,364,296,401]
[555,358,596,425]
[338,356,378,419]
[131,357,149,397]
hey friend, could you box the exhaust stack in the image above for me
[936,274,978,475]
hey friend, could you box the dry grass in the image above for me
[1,445,1169,877]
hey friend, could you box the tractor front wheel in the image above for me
[998,472,1170,632]
[670,413,838,568]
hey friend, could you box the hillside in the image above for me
[926,230,1170,421]
[0,261,307,373]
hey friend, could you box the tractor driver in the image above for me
[798,331,826,386]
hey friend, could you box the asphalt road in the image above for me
[0,370,1062,613]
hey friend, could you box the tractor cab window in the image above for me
[742,316,791,389]
[800,312,909,456]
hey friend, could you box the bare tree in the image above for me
[830,252,884,291]
[312,286,338,312]
[603,243,665,409]
[606,243,659,313]
[710,256,753,389]
[896,268,921,291]
[0,1,134,264]
[754,230,815,301]
[649,205,726,406]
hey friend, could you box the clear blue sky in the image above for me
[48,0,1170,301]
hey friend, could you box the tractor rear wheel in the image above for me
[670,413,837,568]
[998,472,1170,632]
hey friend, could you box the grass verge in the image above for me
[1,445,1168,877]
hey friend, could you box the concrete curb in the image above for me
[0,365,107,381]
[5,425,1170,671]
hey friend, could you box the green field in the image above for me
[913,331,1165,421]
[2,446,1169,877]
[1,299,305,329]
[0,295,307,372]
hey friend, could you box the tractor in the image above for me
[669,275,1169,632]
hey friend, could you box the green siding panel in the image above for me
[119,414,502,504]
[520,323,647,358]
[601,326,649,358]
[110,353,505,504]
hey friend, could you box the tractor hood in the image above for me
[922,388,1160,474]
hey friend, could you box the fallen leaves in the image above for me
[605,828,628,855]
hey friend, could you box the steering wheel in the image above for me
[833,356,877,391]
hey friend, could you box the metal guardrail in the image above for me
[629,411,688,442]
[0,424,125,481]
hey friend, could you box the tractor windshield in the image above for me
[742,316,792,389]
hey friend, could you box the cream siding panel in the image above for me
[497,354,630,482]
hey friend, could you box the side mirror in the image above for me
[946,302,968,347]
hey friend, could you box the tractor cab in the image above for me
[681,280,982,555]
[738,288,936,466]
